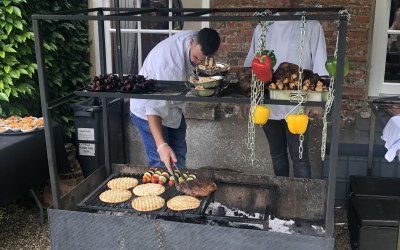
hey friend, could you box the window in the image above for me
[368,0,400,96]
[90,0,210,75]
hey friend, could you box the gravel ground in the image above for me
[0,195,350,250]
[0,195,50,250]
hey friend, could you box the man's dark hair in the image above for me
[196,28,221,56]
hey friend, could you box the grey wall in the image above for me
[124,101,324,178]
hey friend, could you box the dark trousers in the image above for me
[262,119,311,178]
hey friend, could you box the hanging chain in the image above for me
[298,14,306,93]
[246,10,273,166]
[320,10,350,160]
[299,134,304,159]
[296,13,307,159]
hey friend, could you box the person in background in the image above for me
[130,28,221,172]
[242,0,329,178]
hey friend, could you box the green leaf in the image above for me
[0,80,3,90]
[52,32,65,41]
[14,34,22,43]
[13,20,23,30]
[11,89,18,97]
[0,93,9,102]
[4,65,11,73]
[6,16,14,24]
[0,51,5,58]
[13,6,21,18]
[9,70,20,79]
[19,68,28,75]
[43,42,51,50]
[5,23,12,35]
[3,1,11,7]
[0,34,8,40]
[3,75,12,85]
[5,88,11,96]
[4,45,16,53]
[6,6,13,14]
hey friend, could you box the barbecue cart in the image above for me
[33,6,348,250]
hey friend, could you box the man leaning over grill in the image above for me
[130,28,221,172]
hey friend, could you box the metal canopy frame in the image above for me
[32,7,348,239]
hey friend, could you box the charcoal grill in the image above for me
[34,6,348,250]
[78,173,275,231]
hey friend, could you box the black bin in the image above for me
[71,98,123,177]
[348,196,400,250]
[349,175,400,198]
[348,176,400,250]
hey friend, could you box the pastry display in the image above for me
[0,115,41,134]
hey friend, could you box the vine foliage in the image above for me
[0,0,91,137]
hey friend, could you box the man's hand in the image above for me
[157,143,177,173]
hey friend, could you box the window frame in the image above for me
[368,0,400,96]
[91,0,210,75]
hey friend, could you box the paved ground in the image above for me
[0,193,350,250]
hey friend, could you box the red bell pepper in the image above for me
[252,55,273,82]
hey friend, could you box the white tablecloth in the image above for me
[382,115,400,161]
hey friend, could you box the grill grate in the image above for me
[78,173,210,217]
[78,174,275,231]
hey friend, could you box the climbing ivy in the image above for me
[0,0,91,137]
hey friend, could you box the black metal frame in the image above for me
[32,7,348,239]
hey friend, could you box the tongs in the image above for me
[168,160,188,190]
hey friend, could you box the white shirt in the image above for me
[130,30,196,128]
[244,15,329,120]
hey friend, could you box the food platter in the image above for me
[0,116,44,135]
[196,62,230,76]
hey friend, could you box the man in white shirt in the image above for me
[243,0,328,178]
[130,28,221,171]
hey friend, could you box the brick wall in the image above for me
[211,0,374,121]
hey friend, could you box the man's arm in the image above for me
[147,115,176,172]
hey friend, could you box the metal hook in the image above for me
[285,95,304,121]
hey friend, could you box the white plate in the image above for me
[10,127,21,132]
[0,126,10,133]
[21,126,37,133]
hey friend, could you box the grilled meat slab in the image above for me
[177,178,217,197]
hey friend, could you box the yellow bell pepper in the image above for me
[286,113,309,134]
[252,105,270,125]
